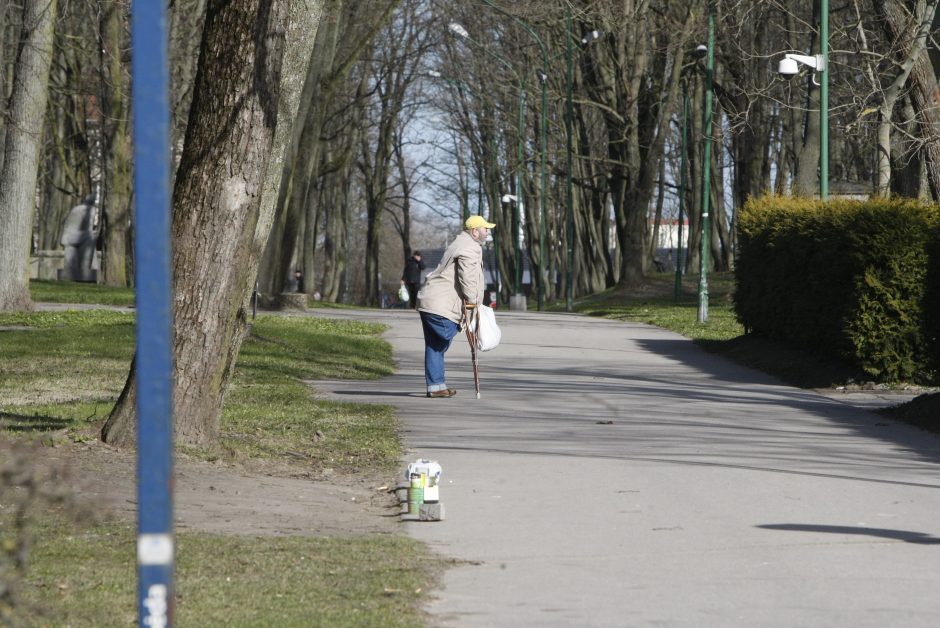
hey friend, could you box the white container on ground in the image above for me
[406,459,442,503]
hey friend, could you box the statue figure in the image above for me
[60,195,97,282]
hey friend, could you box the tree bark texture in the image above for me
[876,0,940,199]
[0,0,57,311]
[579,1,696,288]
[98,0,133,286]
[248,0,325,304]
[102,0,288,447]
[257,0,344,298]
[169,0,209,169]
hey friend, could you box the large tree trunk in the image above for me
[257,0,345,298]
[249,0,326,305]
[102,0,293,447]
[0,0,57,311]
[98,0,133,286]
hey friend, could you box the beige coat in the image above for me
[417,231,485,323]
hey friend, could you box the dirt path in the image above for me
[6,435,401,538]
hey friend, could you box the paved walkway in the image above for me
[312,308,940,628]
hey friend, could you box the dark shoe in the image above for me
[427,389,457,398]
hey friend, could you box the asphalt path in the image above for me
[311,307,940,628]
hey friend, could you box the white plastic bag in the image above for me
[398,284,409,302]
[471,304,501,351]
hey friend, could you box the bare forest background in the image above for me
[2,0,939,448]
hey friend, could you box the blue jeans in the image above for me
[420,312,460,392]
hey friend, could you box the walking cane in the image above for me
[463,303,481,399]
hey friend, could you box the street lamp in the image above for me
[777,0,829,199]
[447,22,469,39]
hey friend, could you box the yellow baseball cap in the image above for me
[465,215,496,229]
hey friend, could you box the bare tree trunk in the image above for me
[39,25,92,254]
[710,119,731,270]
[580,1,695,288]
[98,0,133,286]
[392,130,414,260]
[867,0,939,196]
[102,0,289,447]
[878,0,940,199]
[0,3,21,174]
[257,0,344,298]
[169,0,208,167]
[686,74,703,274]
[650,156,666,262]
[359,2,423,306]
[321,171,351,301]
[0,0,57,311]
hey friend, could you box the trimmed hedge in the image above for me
[735,196,939,384]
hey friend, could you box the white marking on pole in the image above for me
[138,534,174,565]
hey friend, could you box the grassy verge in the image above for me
[575,273,744,340]
[2,282,442,626]
[12,513,441,627]
[0,311,400,472]
[221,316,399,473]
[572,272,742,342]
[29,279,135,306]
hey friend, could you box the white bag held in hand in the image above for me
[471,304,501,351]
[398,284,409,302]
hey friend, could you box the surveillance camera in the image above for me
[778,57,800,76]
[694,44,707,58]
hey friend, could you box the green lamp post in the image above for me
[697,3,715,324]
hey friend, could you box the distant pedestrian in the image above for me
[401,250,425,310]
[417,216,493,398]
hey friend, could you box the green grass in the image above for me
[0,312,399,473]
[572,272,744,341]
[29,279,135,306]
[0,310,135,429]
[222,316,399,473]
[12,513,443,627]
[1,296,439,626]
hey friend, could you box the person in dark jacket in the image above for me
[401,251,425,309]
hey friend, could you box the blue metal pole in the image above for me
[132,0,174,625]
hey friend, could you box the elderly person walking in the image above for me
[417,215,494,398]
